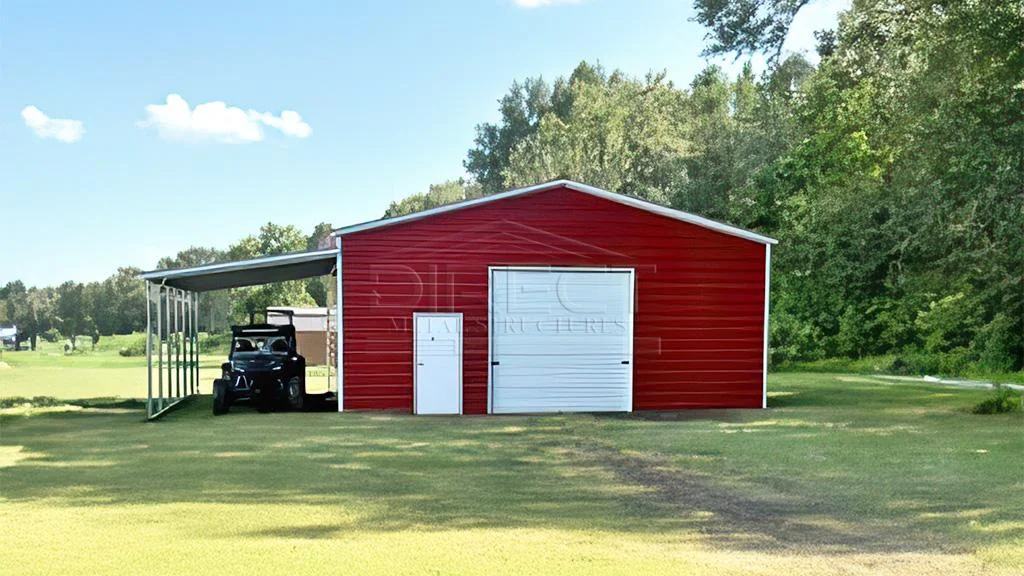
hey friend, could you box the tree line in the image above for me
[0,222,333,350]
[384,0,1022,376]
[4,0,1019,375]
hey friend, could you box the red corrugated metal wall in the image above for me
[342,185,767,413]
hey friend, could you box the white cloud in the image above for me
[138,94,312,143]
[21,106,85,143]
[513,0,586,8]
[249,110,312,138]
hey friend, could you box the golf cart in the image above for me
[212,323,307,415]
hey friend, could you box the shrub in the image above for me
[887,349,939,375]
[974,313,1023,373]
[915,292,983,355]
[0,396,65,409]
[972,387,1023,415]
[199,332,232,355]
[937,347,975,376]
[118,335,149,357]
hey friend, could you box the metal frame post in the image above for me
[157,285,164,412]
[146,282,153,418]
[177,289,183,398]
[185,291,191,395]
[183,291,191,397]
[145,287,201,420]
[165,287,171,404]
[335,236,344,412]
[192,292,199,394]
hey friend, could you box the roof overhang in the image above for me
[332,180,778,245]
[140,248,338,292]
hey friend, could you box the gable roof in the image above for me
[331,180,777,245]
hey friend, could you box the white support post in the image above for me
[335,236,344,412]
[157,285,164,412]
[182,290,189,396]
[165,287,171,405]
[146,282,153,418]
[175,289,182,399]
[184,291,191,396]
[187,292,193,395]
[147,287,199,420]
[192,291,197,393]
[762,243,772,409]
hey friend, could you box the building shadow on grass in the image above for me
[1,397,1017,557]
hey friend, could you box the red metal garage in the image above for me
[331,180,775,414]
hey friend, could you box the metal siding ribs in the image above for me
[342,185,767,413]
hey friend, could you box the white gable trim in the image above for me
[332,180,778,245]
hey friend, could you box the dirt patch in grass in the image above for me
[600,410,750,423]
[569,439,964,556]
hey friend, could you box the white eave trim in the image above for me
[332,180,778,245]
[139,248,340,283]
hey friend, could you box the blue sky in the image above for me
[2,0,847,287]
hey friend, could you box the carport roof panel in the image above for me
[140,249,338,292]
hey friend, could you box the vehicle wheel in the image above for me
[212,379,231,415]
[286,376,305,411]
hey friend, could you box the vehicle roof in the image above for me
[230,324,297,337]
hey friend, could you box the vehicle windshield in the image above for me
[232,335,290,355]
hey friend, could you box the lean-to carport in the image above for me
[139,247,340,419]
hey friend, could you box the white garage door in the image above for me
[490,268,633,413]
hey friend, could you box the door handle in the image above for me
[491,361,500,366]
[621,360,630,365]
[417,362,424,366]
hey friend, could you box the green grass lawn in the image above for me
[1,353,1022,575]
[0,338,331,400]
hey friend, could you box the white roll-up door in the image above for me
[490,268,633,413]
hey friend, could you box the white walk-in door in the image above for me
[414,313,463,415]
[490,268,633,413]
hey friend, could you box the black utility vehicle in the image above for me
[212,323,307,415]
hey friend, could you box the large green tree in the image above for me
[693,0,819,63]
[158,246,232,332]
[383,180,484,218]
[53,281,93,350]
[2,281,55,350]
[465,62,607,194]
[726,0,1024,370]
[85,267,147,336]
[504,71,688,205]
[305,222,335,306]
[228,223,316,324]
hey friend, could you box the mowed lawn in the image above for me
[0,338,331,400]
[1,363,1022,575]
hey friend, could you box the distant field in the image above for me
[1,373,1021,575]
[0,337,332,400]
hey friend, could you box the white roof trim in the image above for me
[140,248,339,283]
[332,180,777,245]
